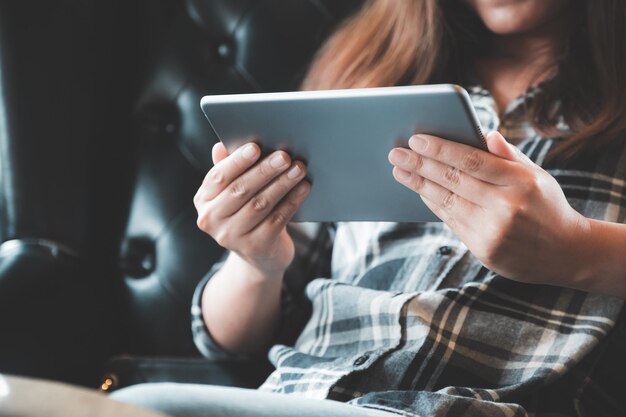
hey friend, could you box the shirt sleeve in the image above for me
[349,390,528,417]
[191,222,335,360]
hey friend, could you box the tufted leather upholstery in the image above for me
[0,0,364,385]
[0,0,140,385]
[120,0,364,356]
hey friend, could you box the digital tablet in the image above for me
[200,84,486,222]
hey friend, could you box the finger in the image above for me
[389,148,496,206]
[209,150,293,218]
[408,134,525,185]
[229,162,308,235]
[212,142,230,165]
[392,166,480,228]
[485,131,535,167]
[419,195,464,233]
[200,142,261,201]
[249,181,311,240]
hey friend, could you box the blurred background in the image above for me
[0,0,361,388]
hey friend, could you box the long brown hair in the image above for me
[302,0,626,157]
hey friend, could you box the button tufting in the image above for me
[217,43,231,58]
[120,238,157,278]
[137,102,180,139]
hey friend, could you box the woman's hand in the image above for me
[388,132,592,287]
[194,142,310,277]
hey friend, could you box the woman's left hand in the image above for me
[388,132,592,287]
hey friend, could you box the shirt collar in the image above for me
[463,81,570,143]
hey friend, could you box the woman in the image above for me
[113,0,626,416]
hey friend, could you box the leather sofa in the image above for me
[0,0,362,388]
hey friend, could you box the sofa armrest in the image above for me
[101,355,274,392]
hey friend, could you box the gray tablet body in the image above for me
[200,84,486,222]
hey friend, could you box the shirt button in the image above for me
[353,354,370,366]
[438,245,453,256]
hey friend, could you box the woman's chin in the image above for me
[464,0,570,36]
[479,8,543,35]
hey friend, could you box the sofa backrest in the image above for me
[119,0,364,356]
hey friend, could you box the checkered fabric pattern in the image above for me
[192,85,626,417]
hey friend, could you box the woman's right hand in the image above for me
[194,141,310,277]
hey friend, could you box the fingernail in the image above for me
[270,153,288,168]
[410,135,428,152]
[287,164,302,179]
[490,131,506,141]
[389,149,409,165]
[396,168,412,181]
[242,144,257,159]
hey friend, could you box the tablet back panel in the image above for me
[201,84,486,222]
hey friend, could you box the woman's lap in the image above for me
[110,383,395,417]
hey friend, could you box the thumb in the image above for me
[486,131,526,163]
[212,142,230,164]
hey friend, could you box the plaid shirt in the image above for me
[192,85,626,417]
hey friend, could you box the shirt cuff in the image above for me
[191,256,251,361]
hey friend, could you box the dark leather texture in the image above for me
[0,0,140,385]
[120,0,363,357]
[0,0,363,386]
[103,355,274,391]
[0,240,112,386]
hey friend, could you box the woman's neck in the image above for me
[475,19,570,114]
[491,32,563,67]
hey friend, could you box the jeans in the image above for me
[110,383,397,417]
